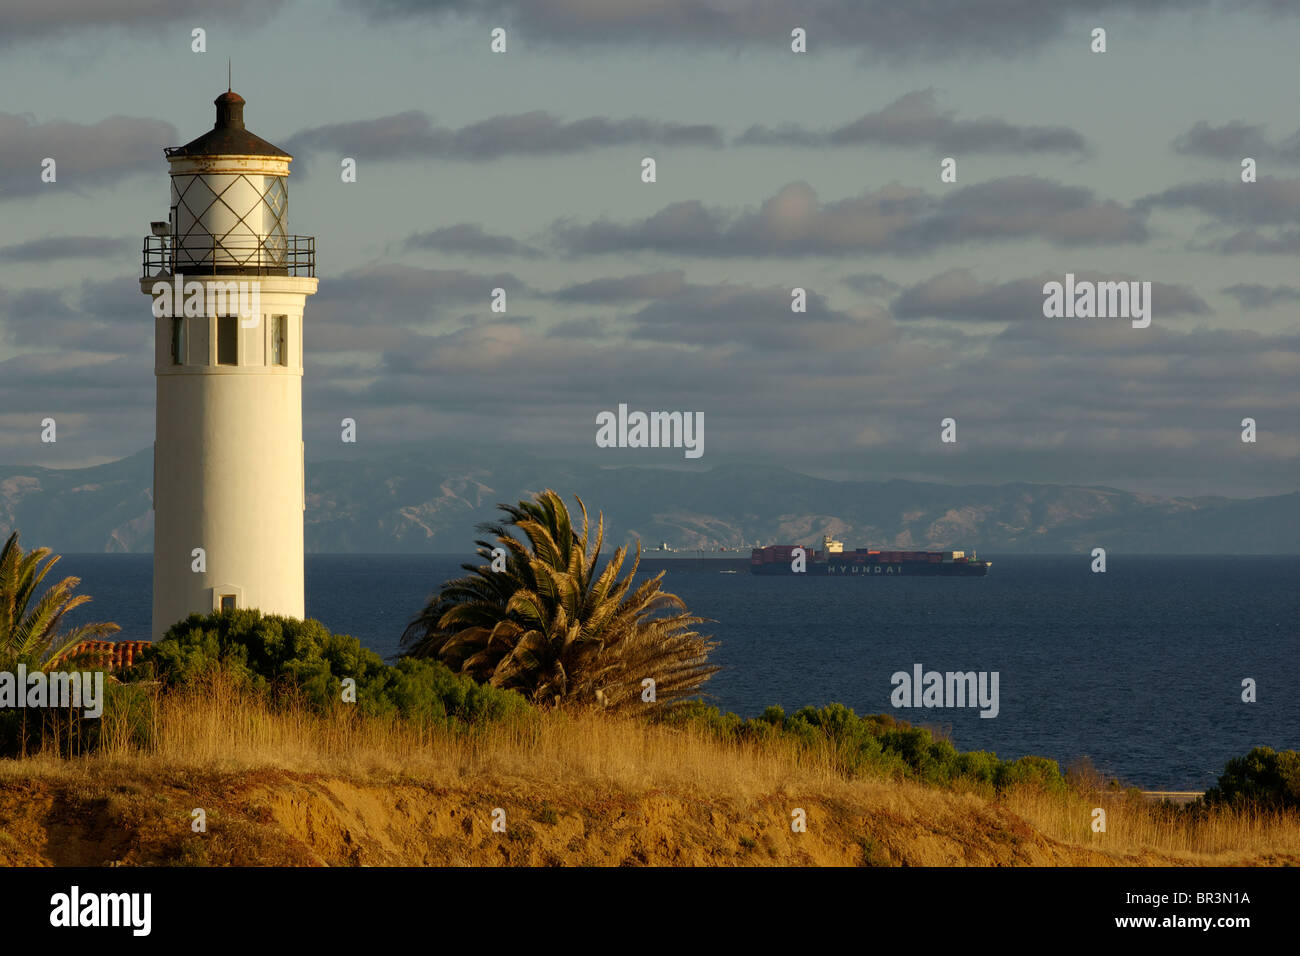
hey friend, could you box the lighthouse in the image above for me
[140,89,317,641]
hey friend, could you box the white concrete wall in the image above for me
[144,277,317,640]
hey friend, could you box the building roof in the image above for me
[165,90,292,159]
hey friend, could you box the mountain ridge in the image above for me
[1,449,1296,554]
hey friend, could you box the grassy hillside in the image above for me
[1,676,1295,866]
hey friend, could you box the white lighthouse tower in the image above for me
[140,89,317,640]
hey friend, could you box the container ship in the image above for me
[645,543,753,559]
[640,543,752,572]
[750,536,991,576]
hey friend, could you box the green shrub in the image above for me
[994,755,1068,794]
[654,698,1066,793]
[953,749,1001,786]
[0,652,155,758]
[1205,746,1300,810]
[135,610,528,726]
[356,656,530,725]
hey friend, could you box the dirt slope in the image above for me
[0,769,1187,866]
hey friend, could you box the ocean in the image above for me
[51,553,1299,791]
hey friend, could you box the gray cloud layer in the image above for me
[0,277,146,353]
[1221,283,1300,309]
[738,90,1088,155]
[0,236,131,262]
[7,0,1288,58]
[892,269,1210,321]
[3,255,1294,494]
[292,274,1298,494]
[1139,176,1300,226]
[348,0,1288,59]
[0,0,284,45]
[283,110,723,164]
[1139,176,1300,254]
[1211,231,1300,254]
[401,224,545,258]
[553,178,1147,257]
[1175,120,1300,164]
[551,271,689,303]
[0,114,174,201]
[285,94,1082,171]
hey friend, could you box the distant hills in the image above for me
[1,448,1297,554]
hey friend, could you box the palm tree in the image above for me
[0,531,120,665]
[401,490,719,711]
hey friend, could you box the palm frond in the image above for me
[0,531,121,665]
[399,491,718,711]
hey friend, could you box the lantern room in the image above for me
[143,90,314,277]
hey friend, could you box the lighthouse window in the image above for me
[219,594,236,611]
[170,316,185,365]
[217,315,238,365]
[271,315,287,366]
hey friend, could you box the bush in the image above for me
[358,657,530,725]
[953,750,1001,786]
[1205,746,1300,810]
[656,698,1065,793]
[0,651,155,758]
[994,755,1068,794]
[135,610,529,726]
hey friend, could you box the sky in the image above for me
[1,0,1298,498]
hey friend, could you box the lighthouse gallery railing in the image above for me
[142,234,315,278]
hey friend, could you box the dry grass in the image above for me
[1,675,845,799]
[1003,785,1300,863]
[2,674,1298,865]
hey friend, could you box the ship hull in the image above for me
[750,561,990,576]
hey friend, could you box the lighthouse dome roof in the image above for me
[165,90,291,160]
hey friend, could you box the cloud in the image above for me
[842,273,901,297]
[547,317,614,339]
[4,261,1294,496]
[1221,283,1300,309]
[281,111,437,162]
[0,113,174,201]
[303,263,530,352]
[346,0,1283,61]
[552,178,1147,257]
[737,90,1088,154]
[1174,120,1300,164]
[294,294,1299,496]
[1138,176,1300,226]
[0,279,149,353]
[623,283,893,351]
[318,263,527,307]
[1139,176,1300,252]
[0,0,285,45]
[891,268,1210,322]
[401,223,545,258]
[551,271,688,303]
[284,110,722,164]
[1210,230,1300,254]
[0,236,131,262]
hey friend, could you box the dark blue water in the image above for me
[55,553,1299,791]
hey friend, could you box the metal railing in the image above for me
[142,234,315,278]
